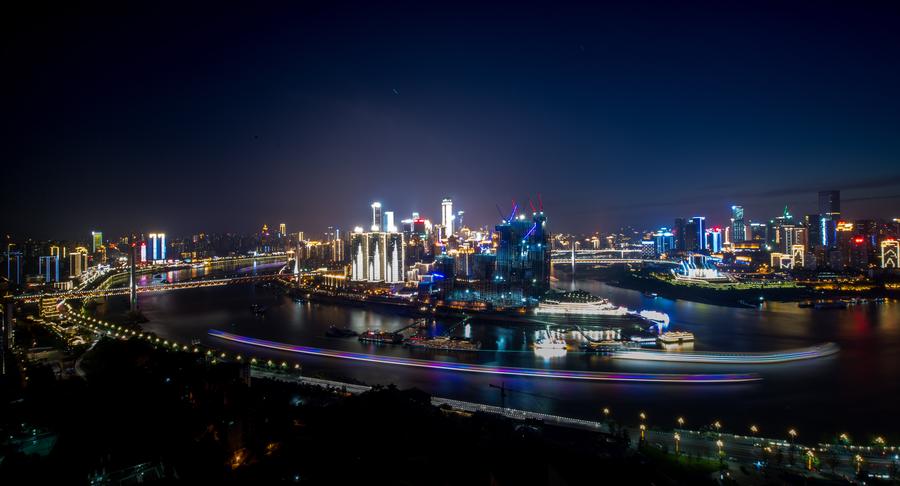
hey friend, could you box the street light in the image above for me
[602,407,610,420]
[640,411,647,422]
[750,425,759,436]
[674,432,681,455]
[839,433,850,445]
[714,420,722,436]
[640,424,646,442]
[788,428,798,444]
[855,454,864,474]
[716,439,724,458]
[677,416,685,428]
[875,436,886,447]
[806,450,815,470]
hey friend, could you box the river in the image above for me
[94,261,900,442]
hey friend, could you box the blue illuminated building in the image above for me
[494,207,549,298]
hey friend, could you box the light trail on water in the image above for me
[208,329,761,384]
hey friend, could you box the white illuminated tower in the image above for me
[384,211,396,232]
[371,202,382,231]
[159,233,166,260]
[149,233,158,261]
[441,198,454,238]
[882,240,899,268]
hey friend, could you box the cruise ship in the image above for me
[535,291,629,316]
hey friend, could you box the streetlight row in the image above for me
[606,408,895,449]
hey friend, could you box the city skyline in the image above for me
[5,4,900,483]
[4,2,900,238]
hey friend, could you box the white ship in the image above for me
[638,310,670,326]
[536,291,629,316]
[533,328,568,354]
[657,331,694,345]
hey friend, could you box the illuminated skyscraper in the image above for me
[706,227,723,253]
[730,206,745,243]
[279,223,286,237]
[350,228,405,283]
[160,233,166,260]
[91,231,103,253]
[149,233,158,261]
[882,239,899,268]
[791,244,806,269]
[441,198,454,238]
[653,228,675,255]
[692,216,706,251]
[39,255,60,282]
[69,252,88,277]
[384,211,396,232]
[5,251,22,285]
[819,190,840,248]
[494,210,549,297]
[371,202,382,231]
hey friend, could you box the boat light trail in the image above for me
[613,343,839,364]
[208,330,760,384]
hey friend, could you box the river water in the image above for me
[95,261,900,442]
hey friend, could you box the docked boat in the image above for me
[406,336,481,351]
[535,291,629,316]
[358,329,403,344]
[813,301,848,310]
[326,325,358,338]
[637,310,670,326]
[533,328,568,353]
[657,331,694,345]
[629,334,659,347]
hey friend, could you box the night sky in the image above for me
[4,2,900,240]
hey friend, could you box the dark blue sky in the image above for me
[4,1,900,240]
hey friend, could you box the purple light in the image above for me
[208,330,761,384]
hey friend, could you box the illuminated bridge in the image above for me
[10,273,299,303]
[550,249,677,266]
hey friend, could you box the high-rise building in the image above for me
[140,241,147,263]
[279,223,286,237]
[149,233,158,261]
[683,219,698,251]
[91,231,103,253]
[730,206,745,243]
[159,233,166,261]
[819,190,840,248]
[706,227,723,253]
[653,228,675,255]
[441,198,454,238]
[371,202,382,231]
[692,216,706,251]
[384,211,396,232]
[882,239,899,268]
[5,251,22,285]
[39,255,60,283]
[494,210,549,297]
[68,252,88,277]
[791,244,805,269]
[749,222,768,243]
[349,228,406,283]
